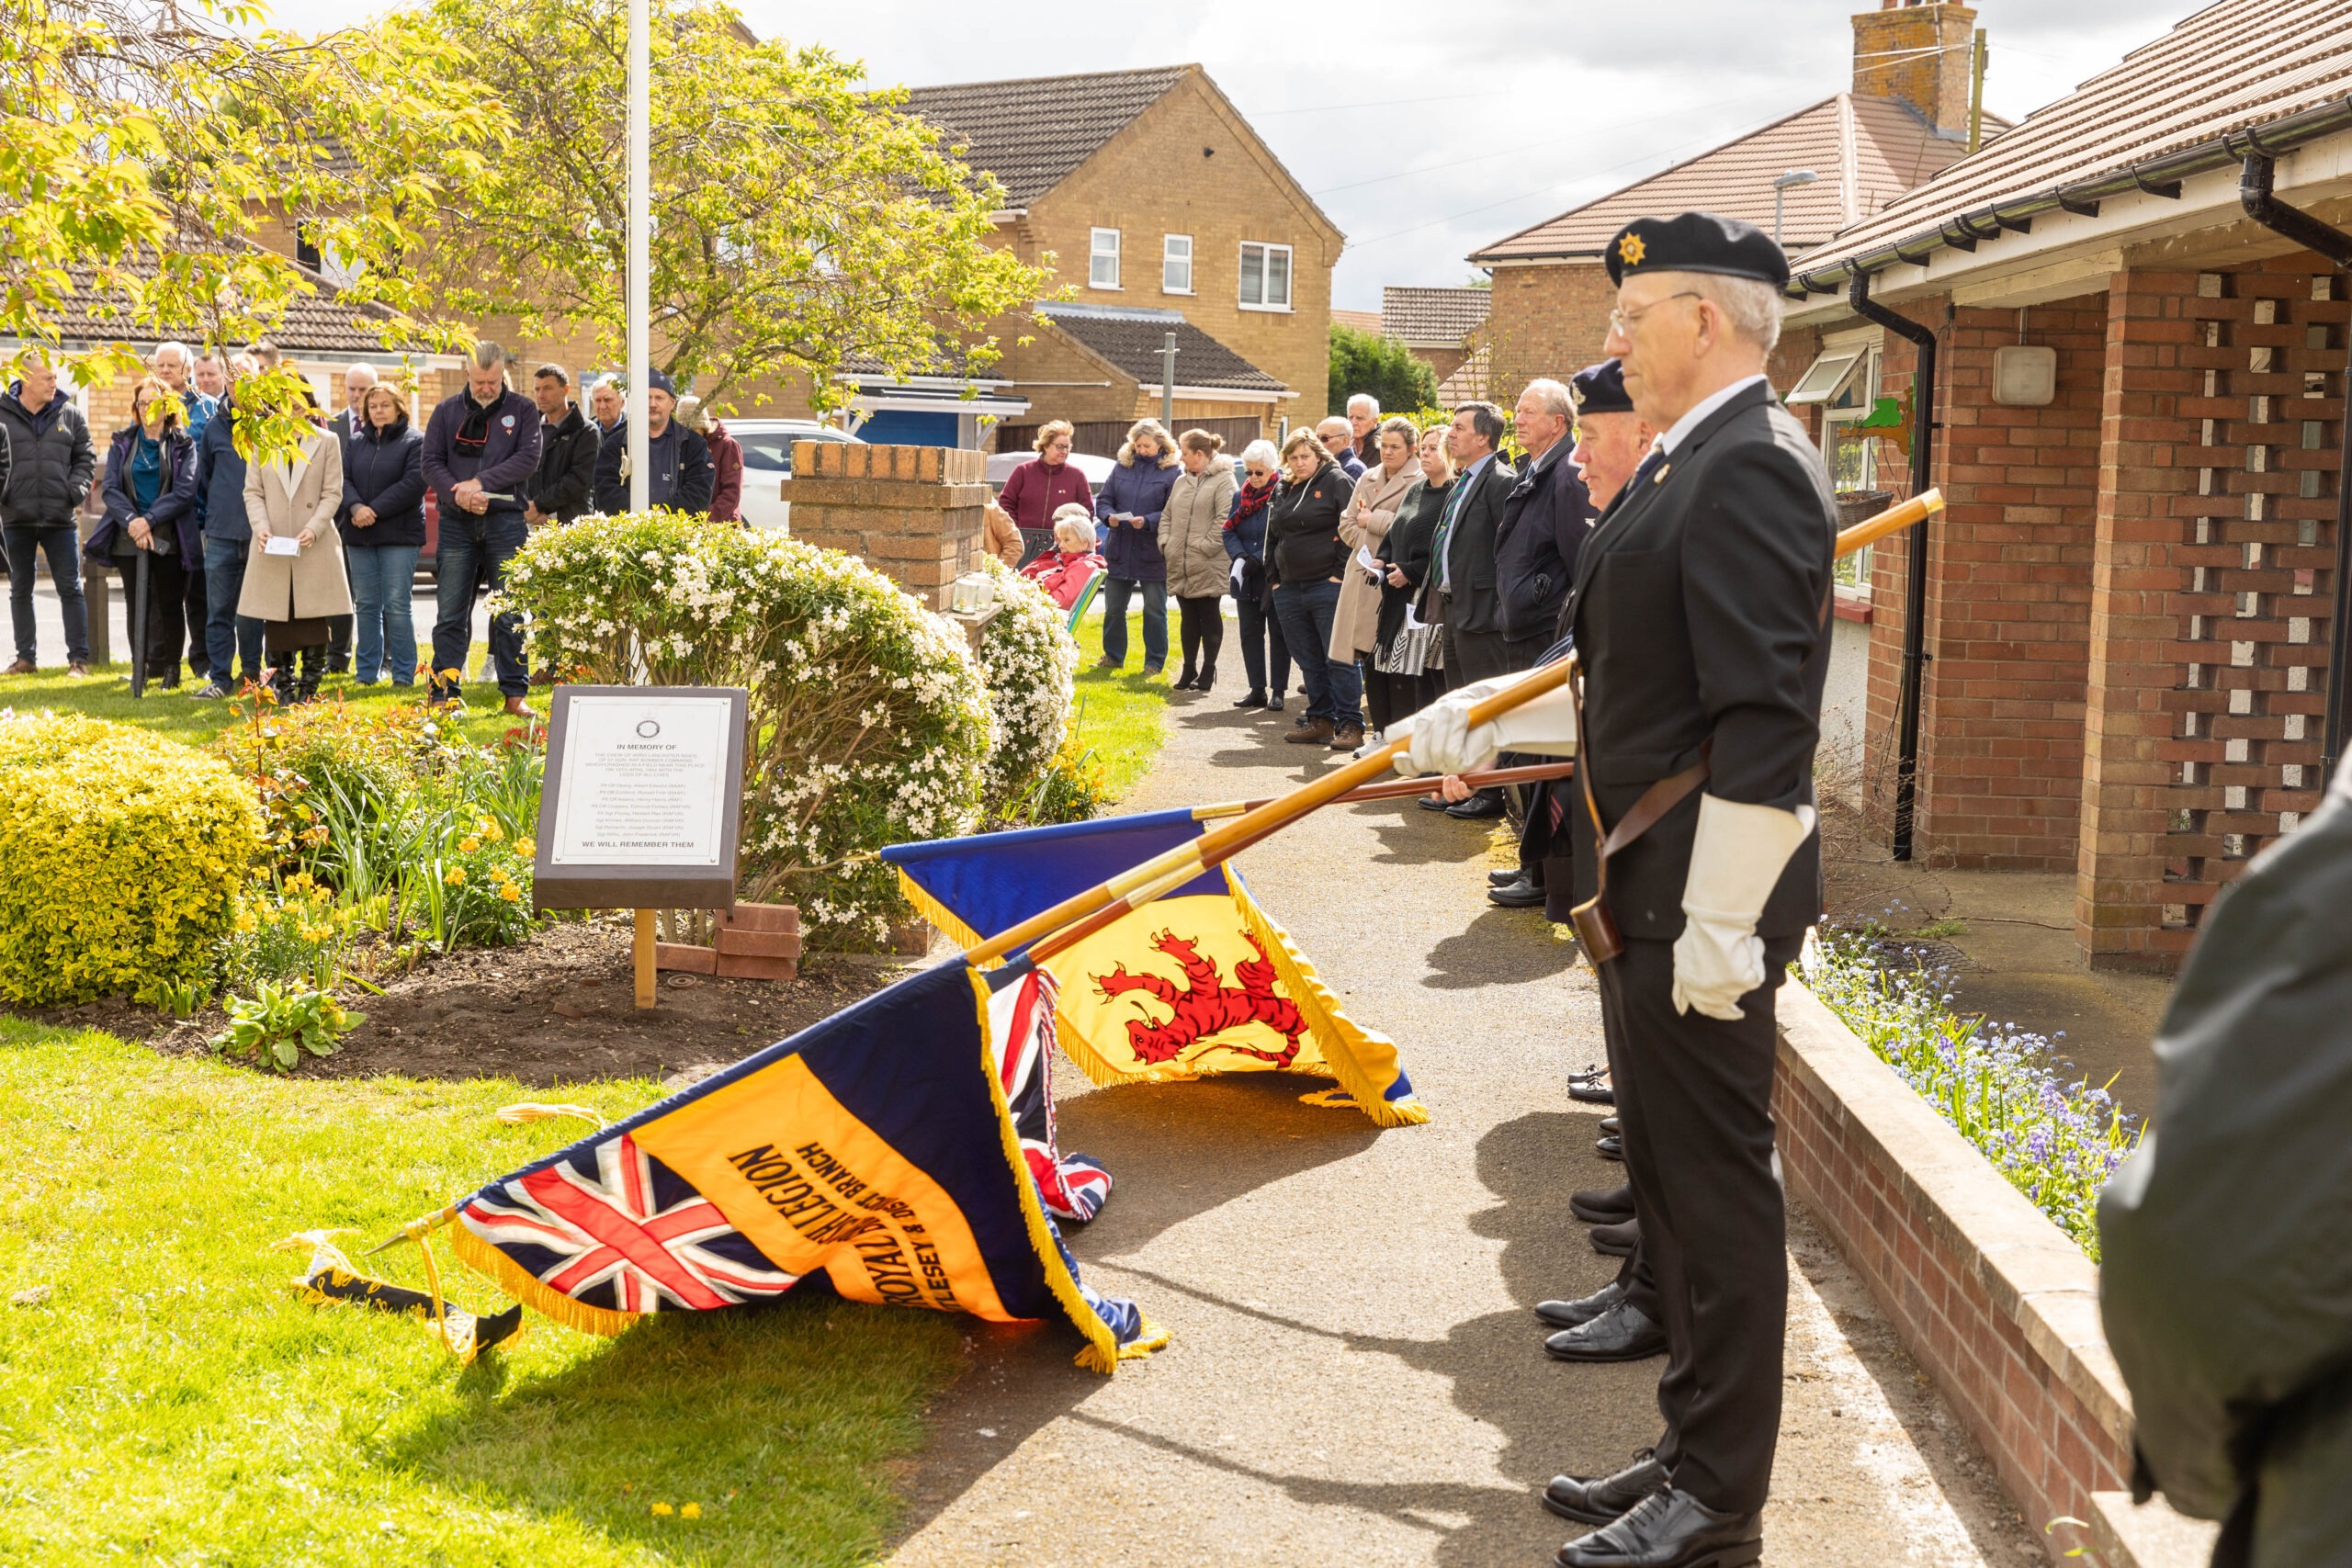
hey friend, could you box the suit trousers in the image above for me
[1598,932,1797,1516]
[1235,591,1290,699]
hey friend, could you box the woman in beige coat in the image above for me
[239,407,352,703]
[1329,415,1421,664]
[1159,429,1238,691]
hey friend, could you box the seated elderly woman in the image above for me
[1018,506,1105,610]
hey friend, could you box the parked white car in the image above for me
[729,419,864,531]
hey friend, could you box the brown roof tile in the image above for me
[40,250,419,357]
[900,66,1189,208]
[1034,302,1286,395]
[1792,0,2352,281]
[1470,94,1991,264]
[1330,308,1384,334]
[1435,340,1492,405]
[1381,285,1489,344]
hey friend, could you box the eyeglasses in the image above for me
[1607,290,1702,337]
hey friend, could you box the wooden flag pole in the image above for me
[634,908,657,1010]
[1192,760,1582,820]
[967,490,1942,967]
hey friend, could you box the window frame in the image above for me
[1089,227,1121,291]
[1161,232,1193,295]
[1237,240,1294,311]
[1817,344,1883,598]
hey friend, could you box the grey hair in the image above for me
[1653,270,1784,355]
[1239,438,1279,471]
[467,341,507,373]
[153,341,193,367]
[1316,415,1351,437]
[1347,392,1379,416]
[1051,512,1095,551]
[344,362,379,386]
[1520,378,1575,420]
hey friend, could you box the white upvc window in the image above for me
[1162,233,1193,294]
[1238,241,1292,310]
[1810,344,1883,595]
[1089,227,1121,289]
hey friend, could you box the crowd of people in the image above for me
[0,340,763,714]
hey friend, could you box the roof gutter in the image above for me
[1848,270,1939,862]
[2238,152,2352,786]
[1787,94,2352,299]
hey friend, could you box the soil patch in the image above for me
[37,918,910,1088]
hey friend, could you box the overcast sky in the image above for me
[274,0,2198,309]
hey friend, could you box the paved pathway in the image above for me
[889,685,2041,1567]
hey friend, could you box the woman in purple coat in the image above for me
[1091,418,1180,675]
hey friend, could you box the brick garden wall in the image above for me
[1773,984,2133,1561]
[784,442,989,605]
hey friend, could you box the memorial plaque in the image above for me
[534,685,748,911]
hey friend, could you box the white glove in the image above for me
[1390,670,1577,777]
[1672,795,1816,1021]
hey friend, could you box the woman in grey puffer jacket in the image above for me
[1159,430,1237,690]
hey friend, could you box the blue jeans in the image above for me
[1272,579,1361,728]
[3,524,90,665]
[201,534,265,686]
[1099,576,1168,670]
[345,543,421,684]
[431,511,528,699]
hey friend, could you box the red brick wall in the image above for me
[1907,296,2106,868]
[2078,260,2345,969]
[1774,998,2132,1558]
[784,442,988,604]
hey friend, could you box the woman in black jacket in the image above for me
[1265,428,1362,750]
[93,376,200,689]
[1370,425,1455,733]
[338,384,427,685]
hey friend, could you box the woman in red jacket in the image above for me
[999,420,1092,531]
[679,398,743,522]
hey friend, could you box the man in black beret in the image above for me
[1400,211,1836,1567]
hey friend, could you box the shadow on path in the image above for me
[1424,909,1583,990]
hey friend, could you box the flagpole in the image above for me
[1191,760,1582,820]
[626,0,650,514]
[964,491,1943,967]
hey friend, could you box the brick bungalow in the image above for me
[1465,1,1998,397]
[1779,0,2352,971]
[1381,285,1490,388]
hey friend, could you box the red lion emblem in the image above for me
[1092,930,1308,1067]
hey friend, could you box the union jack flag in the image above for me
[990,966,1112,1224]
[458,1133,799,1314]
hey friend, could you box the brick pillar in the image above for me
[2077,269,2204,971]
[784,444,989,605]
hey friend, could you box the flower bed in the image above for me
[1803,927,2142,1258]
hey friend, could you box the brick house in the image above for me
[902,64,1343,448]
[1464,1,1997,398]
[1777,0,2352,971]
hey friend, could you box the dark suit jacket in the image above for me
[1565,381,1836,942]
[1494,442,1595,645]
[1417,451,1516,636]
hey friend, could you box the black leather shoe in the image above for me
[1545,1301,1666,1362]
[1597,1134,1623,1162]
[1567,1069,1615,1105]
[1542,1448,1668,1527]
[1571,1184,1634,1224]
[1554,1487,1760,1567]
[1589,1217,1639,1257]
[1445,792,1507,820]
[1233,690,1266,708]
[1489,868,1523,886]
[1534,1278,1624,1330]
[1488,874,1545,908]
[1418,793,1453,812]
[1600,1116,1621,1135]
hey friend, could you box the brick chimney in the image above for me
[1852,0,1977,138]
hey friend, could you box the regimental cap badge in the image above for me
[1618,232,1646,269]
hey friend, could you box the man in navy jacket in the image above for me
[189,354,266,696]
[1494,378,1596,658]
[422,342,542,713]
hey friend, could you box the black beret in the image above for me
[1604,211,1790,288]
[1569,359,1634,417]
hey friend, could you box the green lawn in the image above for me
[0,661,525,749]
[0,1018,960,1565]
[1067,604,1170,803]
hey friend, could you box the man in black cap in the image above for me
[1403,211,1835,1568]
[592,367,715,516]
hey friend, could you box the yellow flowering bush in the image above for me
[0,713,264,1005]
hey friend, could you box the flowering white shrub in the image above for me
[973,554,1078,816]
[500,511,993,947]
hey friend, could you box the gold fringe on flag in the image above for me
[276,1229,524,1364]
